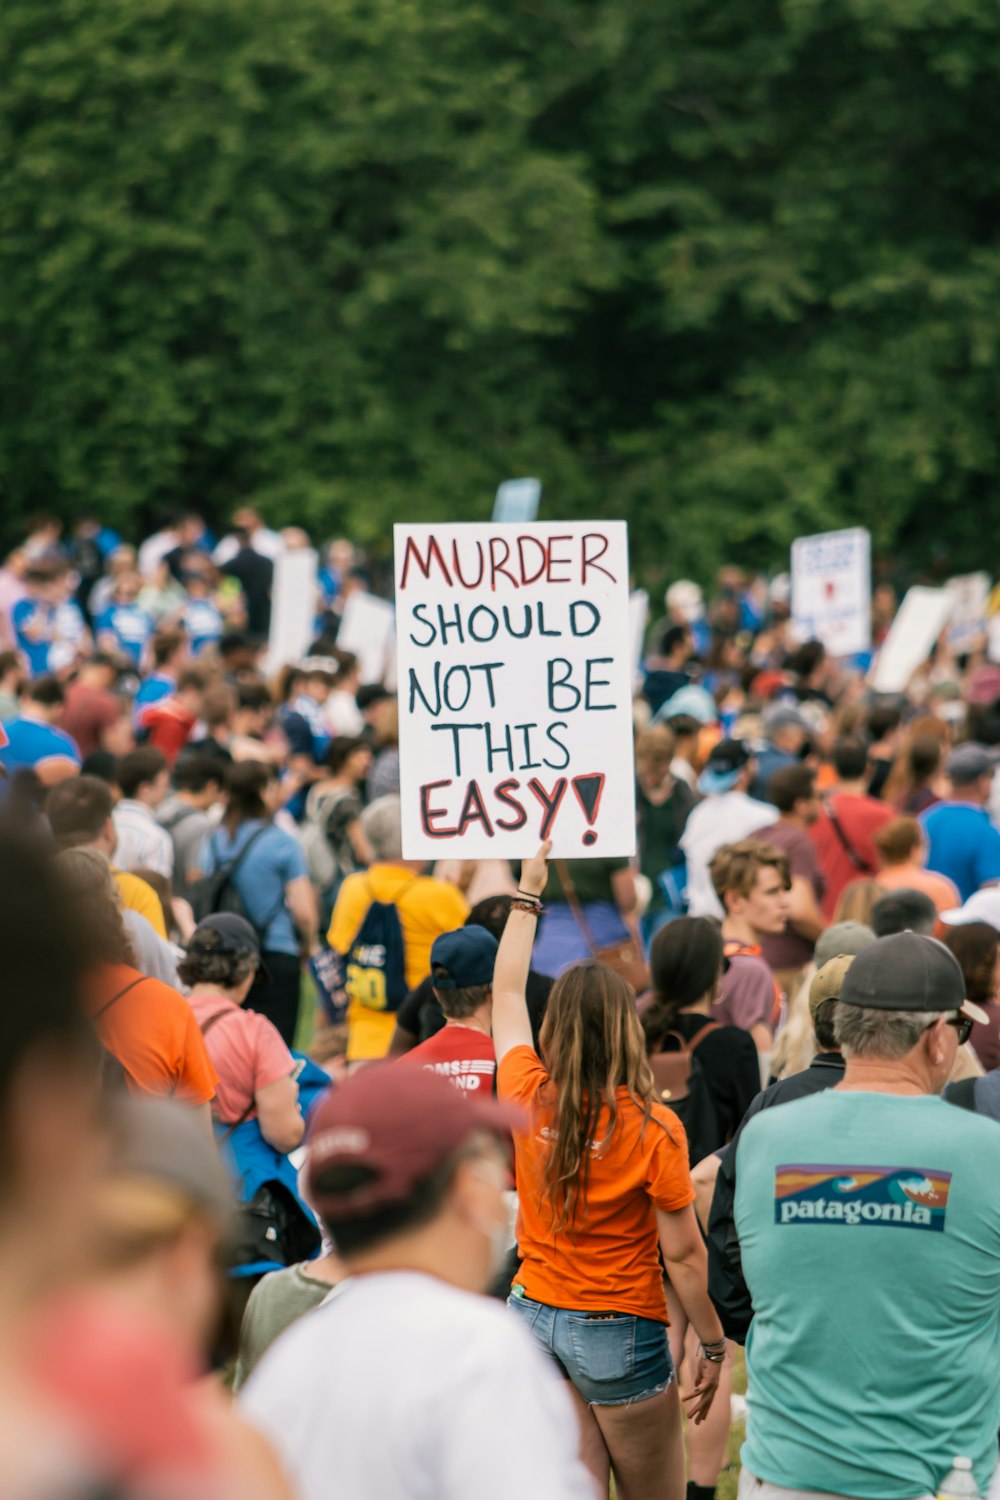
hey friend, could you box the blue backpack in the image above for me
[344,882,413,1016]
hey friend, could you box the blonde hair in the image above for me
[832,879,885,927]
[769,963,818,1080]
[537,961,672,1234]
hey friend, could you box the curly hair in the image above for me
[176,947,257,992]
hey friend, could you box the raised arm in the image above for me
[491,841,550,1064]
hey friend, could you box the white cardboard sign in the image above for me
[945,572,990,651]
[869,586,953,693]
[266,548,318,673]
[791,527,871,656]
[492,477,541,523]
[336,591,396,687]
[393,521,636,860]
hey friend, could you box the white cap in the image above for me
[940,889,1000,934]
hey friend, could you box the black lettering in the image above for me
[547,658,581,712]
[584,657,616,711]
[430,722,483,777]
[468,604,500,642]
[469,662,503,708]
[536,602,560,637]
[501,603,532,640]
[542,721,571,770]
[516,722,542,770]
[570,600,600,637]
[437,603,466,646]
[408,602,436,648]
[484,721,515,773]
[442,666,471,712]
[408,662,441,716]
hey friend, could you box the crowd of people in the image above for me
[4,511,1000,1499]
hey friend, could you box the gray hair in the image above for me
[361,794,403,862]
[834,1004,952,1060]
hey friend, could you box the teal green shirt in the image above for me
[736,1090,1000,1498]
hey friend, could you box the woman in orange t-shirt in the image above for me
[494,842,725,1500]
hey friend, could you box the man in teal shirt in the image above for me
[735,932,1000,1500]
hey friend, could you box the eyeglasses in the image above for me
[945,1014,974,1046]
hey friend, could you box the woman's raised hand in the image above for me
[519,841,552,899]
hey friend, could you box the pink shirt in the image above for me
[188,990,294,1125]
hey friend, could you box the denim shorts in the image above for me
[507,1290,674,1406]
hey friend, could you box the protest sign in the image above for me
[629,588,650,690]
[945,572,990,652]
[337,591,396,687]
[393,521,636,860]
[492,478,541,524]
[266,548,318,673]
[791,527,871,656]
[869,586,953,693]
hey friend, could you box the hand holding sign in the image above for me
[518,841,552,899]
[394,522,636,859]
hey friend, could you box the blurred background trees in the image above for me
[3,0,1000,585]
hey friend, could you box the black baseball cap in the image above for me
[839,931,988,1023]
[186,913,271,983]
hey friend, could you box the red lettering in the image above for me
[400,536,453,591]
[545,534,573,583]
[450,539,485,588]
[581,532,616,585]
[516,535,548,586]
[494,778,528,831]
[457,780,494,838]
[419,780,458,838]
[488,536,518,591]
[527,777,568,840]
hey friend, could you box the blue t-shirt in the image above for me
[920,801,1000,902]
[12,599,55,677]
[0,718,81,776]
[183,598,222,654]
[200,821,308,956]
[95,603,155,666]
[134,671,176,720]
[736,1089,1000,1498]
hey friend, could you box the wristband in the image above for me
[511,897,543,916]
[516,888,543,900]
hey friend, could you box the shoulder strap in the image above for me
[554,859,598,955]
[689,1020,721,1053]
[93,976,146,1021]
[199,1009,233,1038]
[824,799,876,875]
[947,1077,978,1112]
[211,823,270,878]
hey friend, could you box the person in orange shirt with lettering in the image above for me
[494,842,725,1500]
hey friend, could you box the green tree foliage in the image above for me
[2,0,1000,583]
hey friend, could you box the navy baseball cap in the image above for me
[186,913,272,983]
[430,927,498,990]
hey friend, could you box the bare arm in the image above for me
[492,842,550,1063]
[255,1075,305,1154]
[750,1021,773,1056]
[345,817,374,868]
[610,867,638,916]
[285,874,319,952]
[690,1152,723,1235]
[787,876,825,942]
[657,1202,726,1423]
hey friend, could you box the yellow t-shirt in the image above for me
[328,864,468,1061]
[113,868,168,940]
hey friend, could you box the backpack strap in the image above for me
[554,859,599,956]
[689,1020,721,1053]
[824,798,877,876]
[199,1009,233,1038]
[198,1008,259,1138]
[92,976,147,1020]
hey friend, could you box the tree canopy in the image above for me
[3,0,1000,587]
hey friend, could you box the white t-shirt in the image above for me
[680,789,774,917]
[240,1271,596,1500]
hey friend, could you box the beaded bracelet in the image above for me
[511,897,543,915]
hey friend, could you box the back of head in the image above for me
[116,747,167,801]
[767,763,815,814]
[361,795,403,863]
[24,675,66,712]
[325,735,369,776]
[538,960,656,1229]
[832,879,885,927]
[871,887,937,938]
[873,816,922,868]
[649,916,723,1017]
[151,630,186,670]
[908,735,942,783]
[55,847,135,967]
[46,774,114,848]
[222,759,273,830]
[867,703,902,742]
[943,920,999,1006]
[201,683,236,731]
[832,737,869,782]
[172,752,223,796]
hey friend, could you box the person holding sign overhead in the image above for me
[496,841,725,1500]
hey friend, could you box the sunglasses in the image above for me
[946,1015,974,1046]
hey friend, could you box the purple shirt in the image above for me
[757,819,825,972]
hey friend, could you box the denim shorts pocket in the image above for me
[507,1293,545,1335]
[565,1314,636,1383]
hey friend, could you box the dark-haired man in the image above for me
[112,747,173,876]
[0,677,81,786]
[157,753,223,897]
[400,928,499,1093]
[756,764,825,997]
[240,1068,594,1500]
[809,737,894,918]
[872,887,937,938]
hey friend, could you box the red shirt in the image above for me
[810,792,895,920]
[139,697,198,763]
[60,682,120,757]
[401,1023,496,1095]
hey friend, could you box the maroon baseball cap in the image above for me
[306,1065,525,1224]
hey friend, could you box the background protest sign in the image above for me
[791,527,871,656]
[266,547,318,674]
[945,571,990,652]
[337,590,396,687]
[492,477,541,523]
[394,521,636,860]
[870,586,953,693]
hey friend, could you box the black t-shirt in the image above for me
[396,970,552,1049]
[223,547,274,637]
[647,1011,761,1146]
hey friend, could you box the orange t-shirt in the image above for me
[86,963,217,1106]
[497,1045,695,1323]
[874,862,961,916]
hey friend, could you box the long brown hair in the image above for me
[538,960,671,1233]
[221,761,274,836]
[55,849,136,968]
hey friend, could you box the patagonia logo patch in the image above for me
[774,1164,952,1232]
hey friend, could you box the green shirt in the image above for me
[233,1263,333,1391]
[736,1089,1000,1498]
